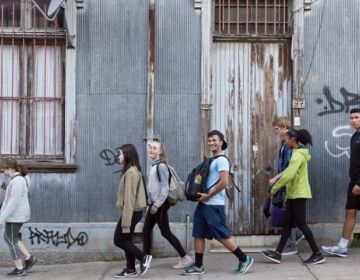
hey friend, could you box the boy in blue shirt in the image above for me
[184,130,253,275]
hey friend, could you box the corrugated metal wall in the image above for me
[212,42,292,234]
[303,0,360,223]
[75,0,148,222]
[154,0,201,221]
[29,0,201,223]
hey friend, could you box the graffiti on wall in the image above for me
[324,125,352,158]
[28,227,88,249]
[316,86,360,116]
[100,147,121,173]
[315,86,359,158]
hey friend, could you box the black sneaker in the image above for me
[261,249,281,264]
[24,255,37,272]
[6,268,26,276]
[303,253,326,265]
[114,269,137,278]
[140,254,152,276]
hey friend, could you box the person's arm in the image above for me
[271,153,303,195]
[121,170,138,233]
[269,172,283,186]
[0,178,25,224]
[151,163,169,212]
[197,171,229,202]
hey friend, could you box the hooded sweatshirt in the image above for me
[0,172,30,223]
[271,147,312,199]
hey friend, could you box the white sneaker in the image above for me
[172,255,192,269]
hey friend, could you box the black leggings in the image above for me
[143,202,186,257]
[276,199,320,254]
[114,210,144,270]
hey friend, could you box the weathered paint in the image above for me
[212,42,292,234]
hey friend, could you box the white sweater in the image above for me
[0,172,30,223]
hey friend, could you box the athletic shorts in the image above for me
[346,182,360,210]
[192,203,231,240]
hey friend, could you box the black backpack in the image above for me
[185,155,241,201]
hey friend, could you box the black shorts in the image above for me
[346,182,360,210]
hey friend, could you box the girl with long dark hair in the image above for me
[261,129,326,265]
[113,144,151,277]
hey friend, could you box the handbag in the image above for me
[271,206,286,227]
[271,188,286,208]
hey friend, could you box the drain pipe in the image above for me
[185,213,190,251]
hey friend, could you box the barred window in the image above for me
[214,0,291,36]
[0,0,66,160]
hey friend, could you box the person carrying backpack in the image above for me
[0,159,37,276]
[183,130,253,275]
[142,140,192,270]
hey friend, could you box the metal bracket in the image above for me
[194,0,202,10]
[201,103,213,110]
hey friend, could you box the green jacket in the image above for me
[116,166,147,233]
[271,148,312,199]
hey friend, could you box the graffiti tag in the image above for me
[324,125,352,158]
[99,147,120,166]
[316,86,360,116]
[28,227,88,249]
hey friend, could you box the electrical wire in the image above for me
[301,0,327,97]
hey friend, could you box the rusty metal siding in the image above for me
[302,0,360,223]
[154,0,201,221]
[212,42,291,234]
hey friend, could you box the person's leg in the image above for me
[142,208,157,255]
[342,209,357,240]
[18,240,31,260]
[4,223,25,274]
[156,203,187,258]
[291,199,320,254]
[114,212,144,271]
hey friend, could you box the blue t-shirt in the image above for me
[203,156,230,206]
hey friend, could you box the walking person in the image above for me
[322,108,360,257]
[143,141,192,270]
[0,159,37,276]
[261,129,326,265]
[113,144,151,277]
[184,130,253,275]
[270,117,304,255]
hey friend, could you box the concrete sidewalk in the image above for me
[1,249,360,280]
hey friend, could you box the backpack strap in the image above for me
[155,161,172,185]
[209,155,241,194]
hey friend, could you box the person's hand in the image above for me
[352,185,360,196]
[268,178,277,186]
[149,205,158,215]
[197,193,210,202]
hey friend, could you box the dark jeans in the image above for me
[114,210,144,270]
[276,199,320,254]
[143,202,186,257]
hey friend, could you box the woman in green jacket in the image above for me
[113,144,150,277]
[261,129,326,265]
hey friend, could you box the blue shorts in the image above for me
[192,203,231,240]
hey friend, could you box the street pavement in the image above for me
[0,249,360,279]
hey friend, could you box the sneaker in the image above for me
[261,250,281,264]
[234,256,253,275]
[303,253,326,265]
[321,245,349,258]
[183,264,205,275]
[114,269,137,278]
[295,234,305,245]
[281,246,298,256]
[24,255,37,272]
[6,268,26,276]
[140,254,152,276]
[172,255,192,269]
